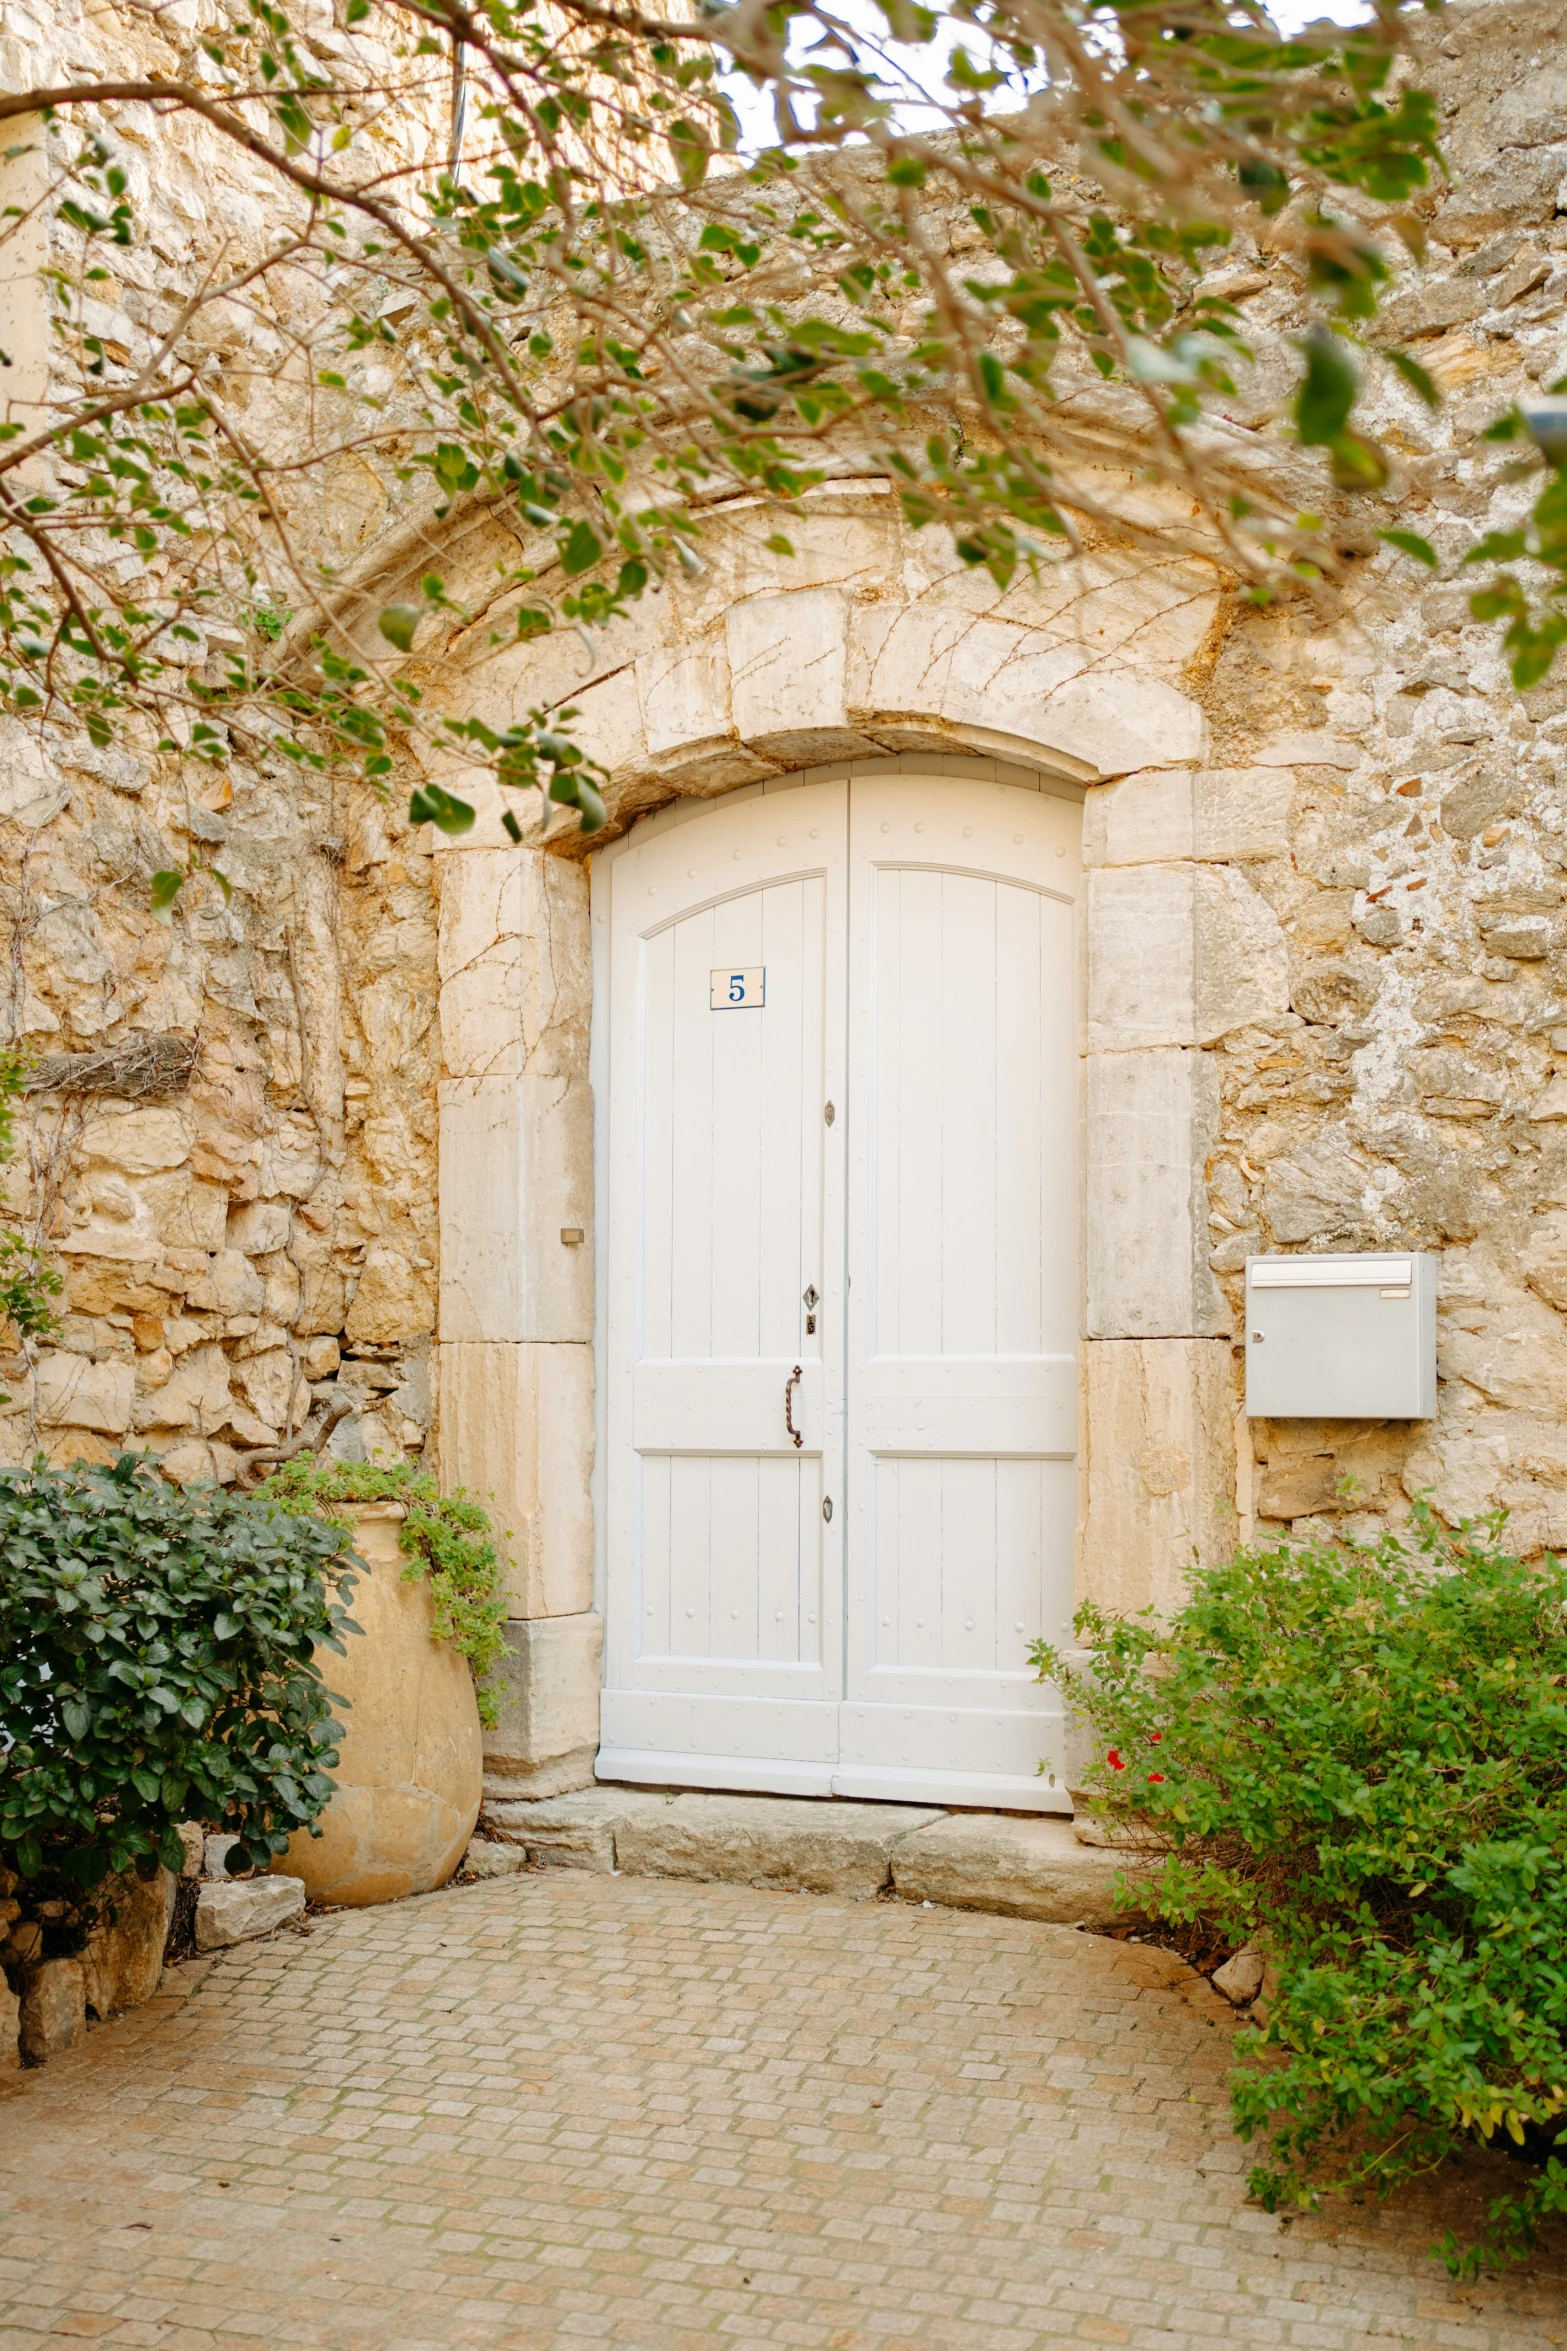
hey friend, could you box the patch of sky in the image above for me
[718,0,1380,160]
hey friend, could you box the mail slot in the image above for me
[1245,1252,1436,1419]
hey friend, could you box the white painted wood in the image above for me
[601,780,848,1767]
[839,773,1080,1809]
[599,766,1080,1809]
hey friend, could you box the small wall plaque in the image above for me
[711,966,765,1008]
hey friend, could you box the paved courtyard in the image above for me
[1,1871,1564,2350]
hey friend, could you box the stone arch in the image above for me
[426,499,1271,1802]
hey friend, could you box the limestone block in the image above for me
[462,1838,527,1878]
[438,848,589,1082]
[1085,1050,1225,1339]
[34,1350,134,1435]
[1254,731,1359,770]
[55,1194,161,1261]
[728,588,877,765]
[438,1074,593,1344]
[1087,866,1196,1049]
[1082,768,1195,867]
[846,605,1203,779]
[259,1130,322,1199]
[345,1241,434,1346]
[482,1611,603,1798]
[185,1249,264,1316]
[554,665,650,780]
[438,1340,594,1617]
[889,1812,1133,1928]
[19,1958,86,2060]
[1194,867,1290,1042]
[195,1874,305,1951]
[0,1978,18,2069]
[636,637,733,760]
[276,1506,482,1905]
[233,1346,294,1432]
[80,1865,175,2018]
[79,1106,191,1173]
[852,606,1079,746]
[1088,867,1288,1051]
[1196,767,1292,862]
[482,1786,671,1872]
[1033,667,1206,780]
[613,1793,945,1897]
[133,1341,233,1434]
[155,1436,239,1486]
[1080,1337,1237,1618]
[142,1174,228,1252]
[227,1199,291,1255]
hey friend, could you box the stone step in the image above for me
[476,1786,1142,1927]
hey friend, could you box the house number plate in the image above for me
[711,966,765,1009]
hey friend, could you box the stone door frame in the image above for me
[432,574,1278,1798]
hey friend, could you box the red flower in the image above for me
[1147,1771,1166,1784]
[1148,1732,1162,1745]
[1107,1748,1125,1771]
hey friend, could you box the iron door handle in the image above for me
[784,1363,803,1450]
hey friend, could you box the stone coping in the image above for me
[474,1784,1148,1929]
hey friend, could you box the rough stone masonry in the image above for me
[5,0,1567,1793]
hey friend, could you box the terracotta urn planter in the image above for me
[277,1503,483,1906]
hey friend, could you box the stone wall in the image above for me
[6,0,1567,1715]
[0,742,440,1482]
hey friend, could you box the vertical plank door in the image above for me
[838,772,1080,1808]
[598,781,848,1790]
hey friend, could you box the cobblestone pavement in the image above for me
[1,1871,1564,2351]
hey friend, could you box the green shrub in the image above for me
[1033,1504,1567,2277]
[250,1456,507,1723]
[0,1454,356,1896]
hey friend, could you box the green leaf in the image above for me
[765,535,795,557]
[561,521,602,577]
[668,119,711,190]
[1378,529,1439,568]
[378,604,420,653]
[149,870,185,925]
[501,808,523,845]
[407,784,476,836]
[61,1696,90,1741]
[1386,349,1440,410]
[1295,330,1357,448]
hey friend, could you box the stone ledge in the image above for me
[890,1811,1137,1929]
[480,1786,1141,1924]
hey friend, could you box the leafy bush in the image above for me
[1034,1505,1567,2277]
[0,1455,356,1898]
[251,1457,507,1722]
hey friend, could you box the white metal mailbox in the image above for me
[1245,1252,1436,1420]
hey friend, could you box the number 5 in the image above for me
[728,974,744,1002]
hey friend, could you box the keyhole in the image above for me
[803,1284,818,1336]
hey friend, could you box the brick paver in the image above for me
[0,1871,1563,2349]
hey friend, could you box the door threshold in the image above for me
[595,1746,1071,1814]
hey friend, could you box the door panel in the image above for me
[841,774,1079,1808]
[600,783,847,1783]
[599,767,1079,1808]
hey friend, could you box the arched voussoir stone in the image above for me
[423,512,1212,855]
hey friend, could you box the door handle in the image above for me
[784,1364,803,1450]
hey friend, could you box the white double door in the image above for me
[598,769,1080,1809]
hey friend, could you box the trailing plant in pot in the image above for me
[0,1454,356,1983]
[250,1458,506,1721]
[247,1459,505,1906]
[1033,1505,1567,2279]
